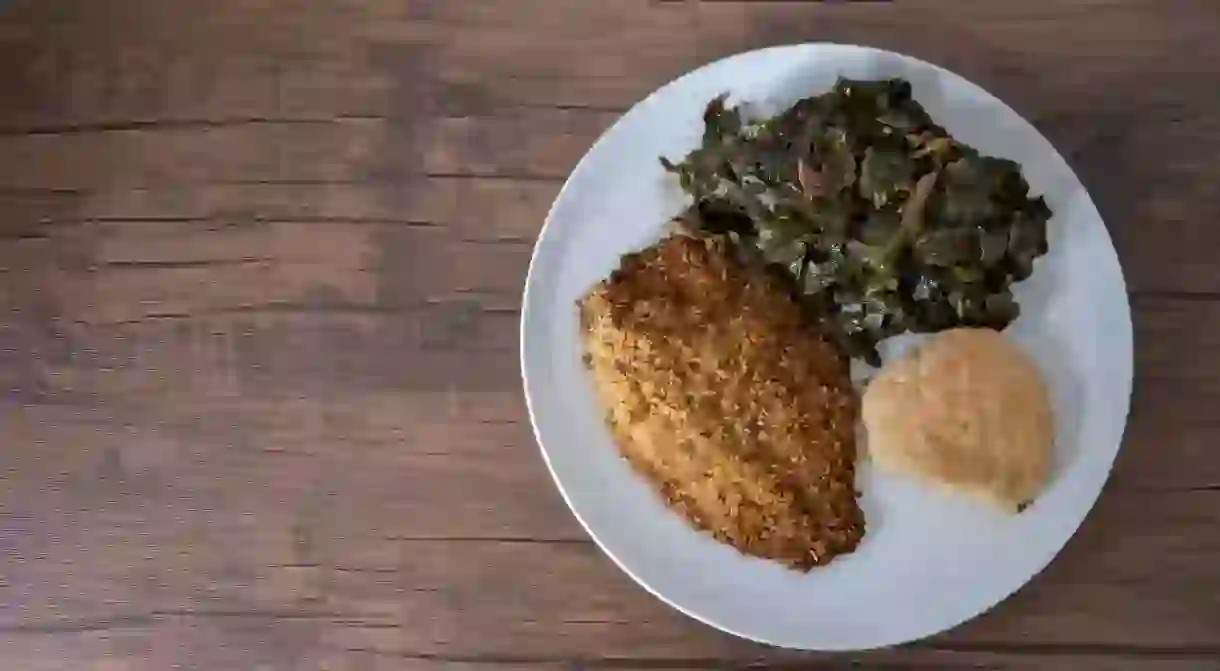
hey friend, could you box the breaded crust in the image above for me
[579,235,864,570]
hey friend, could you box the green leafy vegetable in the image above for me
[661,77,1052,365]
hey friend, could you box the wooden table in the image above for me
[1,1,1218,668]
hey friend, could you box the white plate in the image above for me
[520,44,1132,650]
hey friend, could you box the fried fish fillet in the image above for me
[579,235,863,570]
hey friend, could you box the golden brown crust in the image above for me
[861,328,1053,512]
[579,235,864,571]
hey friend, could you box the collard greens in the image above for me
[661,78,1051,365]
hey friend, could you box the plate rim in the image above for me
[519,42,1133,651]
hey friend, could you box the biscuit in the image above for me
[862,328,1053,512]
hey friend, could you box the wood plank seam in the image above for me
[313,648,1220,666]
[0,106,631,138]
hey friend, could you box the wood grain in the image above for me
[3,1,1220,669]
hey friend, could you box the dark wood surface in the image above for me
[1,1,1219,668]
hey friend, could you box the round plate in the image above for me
[520,44,1132,650]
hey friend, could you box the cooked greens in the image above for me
[661,78,1051,365]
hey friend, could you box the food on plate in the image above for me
[579,235,863,570]
[861,328,1053,512]
[574,79,1057,568]
[661,78,1052,366]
